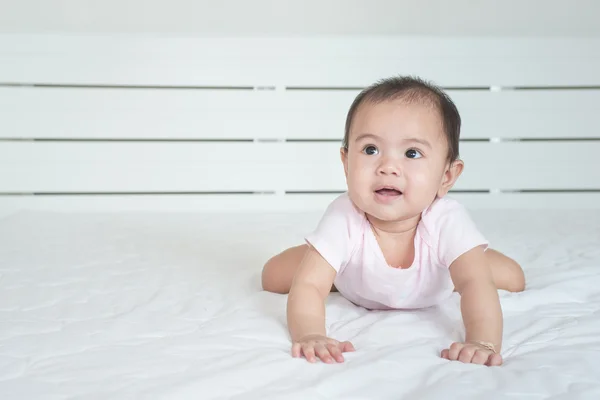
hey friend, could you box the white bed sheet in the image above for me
[1,207,600,399]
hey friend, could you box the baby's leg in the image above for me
[261,244,308,293]
[486,249,526,292]
[261,244,337,294]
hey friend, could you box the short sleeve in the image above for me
[431,198,489,267]
[304,193,359,273]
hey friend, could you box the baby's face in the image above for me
[341,99,459,223]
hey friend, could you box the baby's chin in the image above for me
[356,200,412,221]
[365,208,413,223]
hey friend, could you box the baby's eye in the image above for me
[363,145,379,156]
[405,149,423,159]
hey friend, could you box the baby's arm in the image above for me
[287,245,355,363]
[443,245,504,366]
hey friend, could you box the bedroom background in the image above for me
[1,0,599,215]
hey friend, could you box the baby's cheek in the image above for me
[348,165,368,185]
[408,169,431,185]
[410,171,441,196]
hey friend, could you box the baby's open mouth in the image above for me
[375,187,402,196]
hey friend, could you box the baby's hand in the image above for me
[292,334,355,364]
[441,341,503,366]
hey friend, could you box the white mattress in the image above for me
[1,207,600,399]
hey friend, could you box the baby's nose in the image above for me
[378,158,401,176]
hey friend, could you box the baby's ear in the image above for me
[437,159,464,197]
[340,147,349,178]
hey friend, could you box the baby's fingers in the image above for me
[458,346,476,363]
[291,342,302,358]
[471,350,490,365]
[302,345,317,363]
[448,342,463,360]
[315,344,334,364]
[340,341,356,353]
[327,343,345,363]
[486,353,503,366]
[440,349,450,359]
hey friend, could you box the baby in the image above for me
[262,76,525,367]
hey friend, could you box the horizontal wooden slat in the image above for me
[2,193,600,218]
[1,35,600,87]
[1,87,599,140]
[0,142,598,192]
[0,87,350,141]
[0,142,345,192]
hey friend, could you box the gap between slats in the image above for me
[3,82,600,91]
[1,138,599,143]
[3,189,600,196]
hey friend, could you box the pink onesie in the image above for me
[305,193,488,310]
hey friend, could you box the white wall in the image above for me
[2,2,600,215]
[0,0,599,36]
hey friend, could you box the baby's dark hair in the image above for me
[342,75,461,162]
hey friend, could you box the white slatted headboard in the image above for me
[1,35,599,215]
